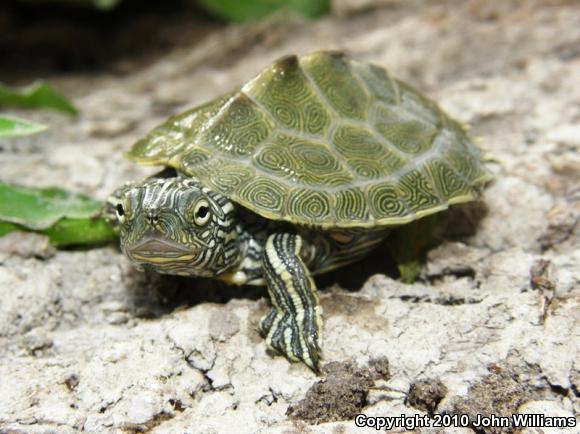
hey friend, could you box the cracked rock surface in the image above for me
[1,1,579,432]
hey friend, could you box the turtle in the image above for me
[108,51,491,372]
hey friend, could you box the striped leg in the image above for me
[260,233,323,372]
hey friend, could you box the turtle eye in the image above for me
[116,203,126,223]
[194,200,210,226]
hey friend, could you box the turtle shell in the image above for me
[128,52,491,228]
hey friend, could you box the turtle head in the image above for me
[113,177,240,277]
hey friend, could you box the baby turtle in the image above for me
[109,52,490,371]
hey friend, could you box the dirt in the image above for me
[447,364,539,434]
[287,358,390,424]
[406,378,448,414]
[0,0,578,433]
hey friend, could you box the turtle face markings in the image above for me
[115,177,240,278]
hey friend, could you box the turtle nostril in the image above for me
[146,208,159,225]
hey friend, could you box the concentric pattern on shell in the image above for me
[253,134,353,187]
[128,52,491,227]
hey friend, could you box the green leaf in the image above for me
[197,0,330,22]
[42,218,117,247]
[0,81,77,116]
[387,214,438,283]
[0,116,47,137]
[0,183,116,247]
[0,183,100,229]
[0,222,20,237]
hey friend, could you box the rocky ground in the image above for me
[0,1,578,433]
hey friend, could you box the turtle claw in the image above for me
[260,308,322,372]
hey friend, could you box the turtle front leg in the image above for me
[260,233,323,372]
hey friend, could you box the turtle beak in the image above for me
[127,237,197,262]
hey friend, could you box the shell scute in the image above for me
[198,158,255,195]
[177,146,212,170]
[335,188,369,221]
[244,56,331,136]
[198,93,274,157]
[366,182,408,219]
[236,175,288,217]
[253,134,353,187]
[300,52,371,121]
[373,104,438,155]
[425,159,472,199]
[332,124,407,178]
[286,188,333,222]
[396,169,442,214]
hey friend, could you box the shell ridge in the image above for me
[192,93,240,150]
[348,60,415,161]
[298,57,343,120]
[348,60,376,102]
[391,73,402,105]
[235,89,278,158]
[351,59,401,105]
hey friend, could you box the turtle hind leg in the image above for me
[260,233,323,372]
